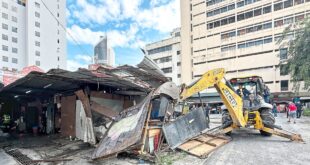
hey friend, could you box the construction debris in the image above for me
[177,133,231,158]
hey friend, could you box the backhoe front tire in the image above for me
[222,110,232,136]
[259,109,275,137]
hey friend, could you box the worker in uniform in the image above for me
[236,84,250,98]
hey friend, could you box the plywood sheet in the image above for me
[61,95,76,137]
[178,134,231,158]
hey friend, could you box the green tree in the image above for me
[277,18,310,92]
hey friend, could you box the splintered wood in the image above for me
[177,134,231,158]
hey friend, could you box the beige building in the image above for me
[181,0,310,95]
[145,28,182,85]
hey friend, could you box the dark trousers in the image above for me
[297,110,302,118]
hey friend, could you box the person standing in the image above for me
[288,102,297,123]
[272,103,278,117]
[296,102,303,118]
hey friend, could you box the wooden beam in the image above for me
[90,101,119,119]
[75,90,92,118]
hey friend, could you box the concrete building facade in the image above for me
[145,28,182,85]
[181,0,310,94]
[94,36,115,66]
[0,0,66,72]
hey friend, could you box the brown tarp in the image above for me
[61,95,76,137]
[92,92,153,159]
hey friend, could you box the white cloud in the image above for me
[67,25,104,45]
[67,59,88,71]
[67,54,93,71]
[136,0,180,33]
[75,54,93,63]
[69,0,180,33]
[67,24,142,48]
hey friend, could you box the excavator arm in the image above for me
[180,68,246,127]
[180,68,303,142]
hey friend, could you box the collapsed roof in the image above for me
[0,56,168,100]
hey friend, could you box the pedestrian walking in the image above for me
[288,102,297,123]
[296,102,303,118]
[272,103,277,117]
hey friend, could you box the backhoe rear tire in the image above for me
[259,109,275,137]
[222,110,232,136]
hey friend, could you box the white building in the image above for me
[145,28,181,85]
[0,0,66,72]
[94,36,115,66]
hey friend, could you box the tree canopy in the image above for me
[277,18,310,92]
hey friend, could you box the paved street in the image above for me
[204,113,310,165]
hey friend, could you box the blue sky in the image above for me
[66,0,180,71]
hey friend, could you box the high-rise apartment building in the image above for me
[0,0,66,72]
[181,0,310,95]
[94,36,115,66]
[145,28,181,85]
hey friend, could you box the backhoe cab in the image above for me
[180,68,303,142]
[223,75,275,136]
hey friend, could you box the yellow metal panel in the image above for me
[180,68,225,100]
[215,81,246,127]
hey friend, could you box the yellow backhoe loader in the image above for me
[180,68,303,141]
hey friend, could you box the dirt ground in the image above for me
[0,113,309,165]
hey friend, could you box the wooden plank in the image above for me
[75,90,92,118]
[61,95,76,137]
[90,101,119,119]
[140,103,152,153]
[177,133,231,158]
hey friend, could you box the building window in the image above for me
[155,56,172,63]
[207,3,235,17]
[178,74,181,78]
[57,13,59,17]
[177,51,181,55]
[294,0,304,5]
[2,34,8,41]
[207,0,225,6]
[35,2,40,8]
[2,45,8,51]
[12,58,18,64]
[2,56,8,62]
[274,2,283,11]
[284,0,293,8]
[35,21,40,27]
[148,45,172,55]
[12,16,18,22]
[35,41,40,47]
[12,68,17,72]
[221,45,236,52]
[11,6,17,12]
[57,39,60,43]
[280,80,289,91]
[274,19,284,27]
[12,47,18,53]
[280,48,288,60]
[2,2,8,9]
[295,14,305,22]
[35,31,40,37]
[57,56,60,61]
[221,31,236,39]
[35,51,40,56]
[263,6,271,14]
[12,37,18,43]
[35,61,40,66]
[35,12,40,18]
[280,65,289,75]
[162,67,172,73]
[12,27,18,33]
[177,62,181,66]
[2,13,8,19]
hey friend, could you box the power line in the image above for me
[39,0,93,56]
